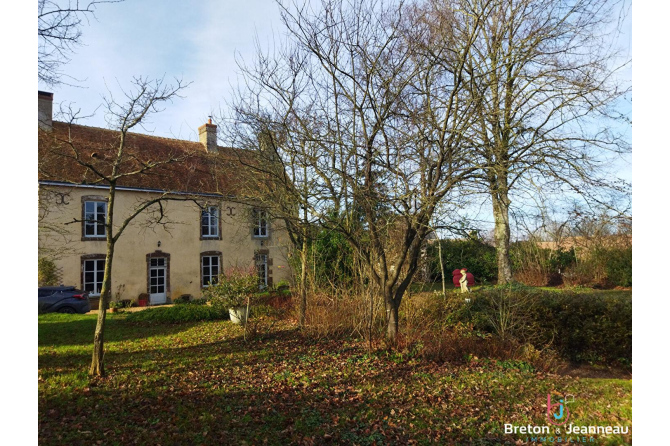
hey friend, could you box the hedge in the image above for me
[454,286,631,365]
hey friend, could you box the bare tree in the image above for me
[437,0,631,283]
[222,123,320,328]
[225,0,482,342]
[38,0,121,85]
[39,77,194,376]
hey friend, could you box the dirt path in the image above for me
[85,304,174,315]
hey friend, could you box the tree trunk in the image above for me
[90,241,114,376]
[492,186,513,284]
[90,185,115,377]
[368,286,374,352]
[438,239,447,297]
[385,295,399,345]
[298,233,308,328]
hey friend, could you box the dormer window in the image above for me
[253,209,269,238]
[201,206,220,239]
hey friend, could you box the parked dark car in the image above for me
[38,286,91,314]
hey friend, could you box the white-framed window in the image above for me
[256,254,268,288]
[253,209,269,237]
[201,254,220,287]
[201,206,220,238]
[83,259,105,295]
[84,201,107,237]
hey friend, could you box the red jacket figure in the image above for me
[452,268,475,287]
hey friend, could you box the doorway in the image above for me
[147,255,169,305]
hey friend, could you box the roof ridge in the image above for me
[53,121,249,154]
[53,120,206,146]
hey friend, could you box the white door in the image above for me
[149,258,167,305]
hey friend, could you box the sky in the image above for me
[39,0,632,156]
[38,0,285,141]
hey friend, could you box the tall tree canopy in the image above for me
[449,0,631,282]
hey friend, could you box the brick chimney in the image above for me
[38,91,53,131]
[198,118,218,153]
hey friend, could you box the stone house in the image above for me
[38,91,292,307]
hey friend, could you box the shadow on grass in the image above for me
[39,330,633,446]
[39,359,518,446]
[39,326,302,378]
[39,320,632,445]
[40,384,393,445]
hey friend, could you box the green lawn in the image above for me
[39,313,632,445]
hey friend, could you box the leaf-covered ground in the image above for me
[39,314,631,445]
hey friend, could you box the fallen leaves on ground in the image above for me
[38,314,632,445]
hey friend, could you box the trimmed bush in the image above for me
[125,304,228,324]
[455,285,631,365]
[534,290,632,364]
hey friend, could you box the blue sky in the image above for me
[38,0,284,141]
[39,1,631,151]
